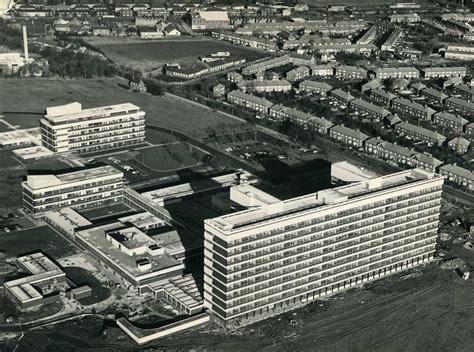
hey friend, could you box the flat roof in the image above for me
[25,165,123,190]
[44,102,141,123]
[13,146,54,159]
[107,226,154,251]
[45,207,92,233]
[119,212,166,229]
[142,172,240,202]
[0,128,40,145]
[76,223,182,278]
[331,161,378,183]
[17,252,60,274]
[207,169,441,232]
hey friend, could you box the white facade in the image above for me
[22,165,124,217]
[203,169,444,325]
[40,102,146,154]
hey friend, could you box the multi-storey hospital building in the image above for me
[40,102,146,153]
[203,169,444,325]
[22,165,124,217]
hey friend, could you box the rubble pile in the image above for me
[439,258,466,270]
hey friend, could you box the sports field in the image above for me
[85,38,265,71]
[0,78,239,137]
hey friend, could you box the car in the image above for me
[4,227,10,233]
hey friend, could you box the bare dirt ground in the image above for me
[4,261,473,352]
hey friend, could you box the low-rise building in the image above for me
[445,97,474,114]
[76,223,184,294]
[299,80,333,95]
[451,84,474,101]
[433,112,468,133]
[268,105,311,123]
[422,67,467,78]
[0,128,40,150]
[22,165,124,217]
[350,98,391,121]
[227,72,243,83]
[191,11,230,30]
[357,24,377,45]
[286,66,310,81]
[370,88,396,106]
[213,84,226,98]
[420,88,448,104]
[329,124,369,147]
[365,137,415,167]
[391,98,436,120]
[288,53,316,66]
[410,153,443,173]
[242,55,291,76]
[330,89,355,105]
[5,253,67,310]
[381,27,403,51]
[466,122,474,140]
[237,80,292,93]
[361,79,382,93]
[310,65,334,77]
[390,14,420,23]
[12,146,54,162]
[395,122,447,146]
[375,67,419,80]
[335,65,367,80]
[448,137,471,155]
[212,31,278,52]
[307,116,334,134]
[439,164,473,190]
[444,45,474,60]
[227,90,274,114]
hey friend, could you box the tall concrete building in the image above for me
[22,165,124,217]
[203,169,444,325]
[40,102,146,154]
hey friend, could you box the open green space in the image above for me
[0,226,78,260]
[0,151,25,213]
[85,38,264,71]
[64,266,111,306]
[0,78,239,137]
[26,158,72,172]
[134,144,207,171]
[1,113,43,130]
[0,150,22,169]
[0,120,12,132]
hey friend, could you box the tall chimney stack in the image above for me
[22,25,29,62]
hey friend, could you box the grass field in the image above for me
[1,113,43,129]
[0,78,238,137]
[0,151,25,212]
[0,226,78,259]
[26,158,72,171]
[0,120,12,132]
[85,38,265,71]
[135,144,207,171]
